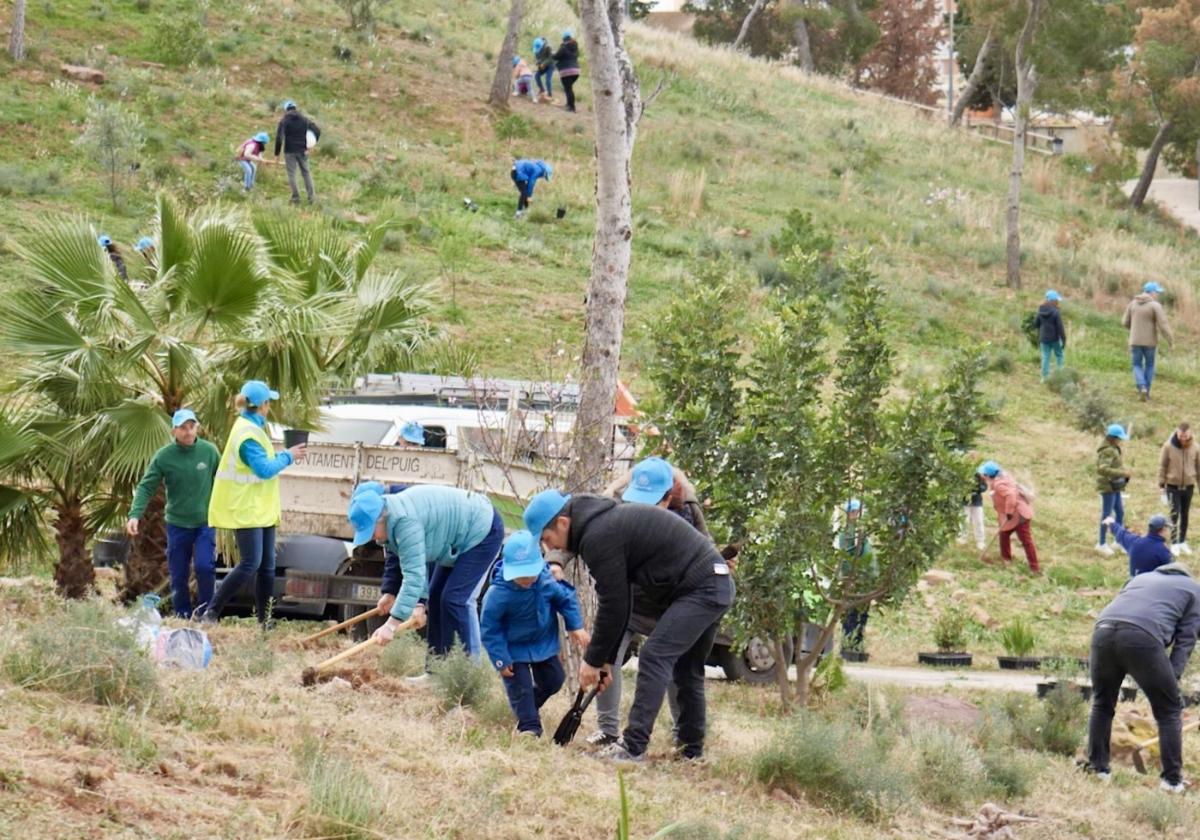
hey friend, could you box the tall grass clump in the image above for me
[1125,792,1189,833]
[224,633,276,678]
[429,645,493,710]
[296,736,383,839]
[2,600,158,707]
[909,726,988,809]
[378,631,427,678]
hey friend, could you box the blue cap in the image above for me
[97,234,112,247]
[543,162,553,181]
[347,489,385,546]
[533,37,545,52]
[1106,423,1129,440]
[172,409,198,427]
[401,421,425,445]
[239,380,279,406]
[978,460,1001,478]
[254,131,269,144]
[135,236,154,252]
[524,489,571,540]
[1044,290,1061,302]
[845,498,862,513]
[283,99,297,111]
[1148,514,1169,531]
[352,481,385,499]
[562,30,572,39]
[622,457,674,505]
[512,55,521,66]
[501,530,546,580]
[1144,281,1164,294]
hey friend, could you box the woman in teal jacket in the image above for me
[348,482,503,659]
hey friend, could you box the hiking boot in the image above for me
[1140,390,1149,402]
[593,740,644,764]
[1095,543,1114,556]
[1160,779,1186,794]
[586,731,619,747]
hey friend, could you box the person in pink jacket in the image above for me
[979,460,1040,574]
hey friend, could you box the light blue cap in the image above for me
[845,498,862,513]
[1044,290,1061,301]
[1144,281,1165,294]
[501,530,546,580]
[254,131,269,144]
[283,99,297,110]
[513,55,521,66]
[172,408,198,427]
[239,380,279,406]
[401,421,425,445]
[543,161,552,181]
[533,37,545,52]
[1149,514,1169,531]
[622,457,674,505]
[562,30,572,39]
[347,485,385,546]
[978,460,1001,478]
[1106,423,1129,440]
[524,489,571,540]
[135,236,154,252]
[97,234,112,247]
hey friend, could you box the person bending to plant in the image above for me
[978,460,1040,575]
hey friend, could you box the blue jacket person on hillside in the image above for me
[348,483,504,662]
[511,158,552,217]
[200,381,307,626]
[1035,290,1066,381]
[1104,514,1173,577]
[481,530,589,736]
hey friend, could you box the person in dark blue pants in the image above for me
[426,512,505,656]
[165,524,217,618]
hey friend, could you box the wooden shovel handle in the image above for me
[1136,718,1200,750]
[312,617,418,673]
[298,607,382,645]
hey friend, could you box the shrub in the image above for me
[334,0,392,36]
[151,7,214,67]
[984,349,1015,374]
[933,606,969,653]
[429,646,493,710]
[296,736,382,838]
[1044,367,1083,394]
[999,617,1037,658]
[378,632,427,678]
[1067,384,1116,435]
[909,727,987,809]
[1126,792,1187,832]
[983,687,1086,756]
[2,600,158,707]
[76,97,145,208]
[494,114,532,140]
[981,747,1035,800]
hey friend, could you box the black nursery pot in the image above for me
[997,655,1042,671]
[556,207,567,219]
[283,429,310,448]
[918,651,972,668]
[840,649,869,663]
[1036,680,1137,702]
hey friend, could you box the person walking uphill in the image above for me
[533,36,555,102]
[524,489,734,763]
[1104,514,1173,577]
[1096,424,1132,556]
[348,482,504,665]
[481,530,589,737]
[1082,563,1200,792]
[553,31,581,112]
[979,461,1040,574]
[1036,290,1066,382]
[199,381,307,626]
[1123,281,1173,401]
[126,409,220,618]
[511,158,552,218]
[275,100,320,206]
[1159,422,1200,555]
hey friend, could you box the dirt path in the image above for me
[1123,177,1200,233]
[838,663,1043,693]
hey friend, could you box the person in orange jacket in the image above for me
[979,460,1040,574]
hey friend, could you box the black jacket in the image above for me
[1035,303,1066,346]
[564,495,722,668]
[535,43,555,72]
[275,111,320,156]
[553,39,579,72]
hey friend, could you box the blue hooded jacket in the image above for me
[1110,522,1174,577]
[512,159,551,196]
[480,565,583,671]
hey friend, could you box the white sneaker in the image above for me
[1095,543,1114,556]
[1095,771,1112,782]
[1172,544,1184,557]
[1160,779,1186,794]
[1182,543,1193,555]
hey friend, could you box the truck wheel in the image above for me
[721,637,793,684]
[340,604,387,642]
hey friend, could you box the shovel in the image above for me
[300,616,417,686]
[1131,718,1200,774]
[553,686,600,746]
[295,607,383,646]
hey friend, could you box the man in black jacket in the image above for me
[1035,289,1066,382]
[274,100,320,205]
[524,489,734,763]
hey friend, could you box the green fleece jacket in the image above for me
[1096,439,1128,494]
[129,439,220,527]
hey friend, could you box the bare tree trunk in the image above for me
[950,27,993,127]
[1130,121,1173,210]
[8,0,25,61]
[488,0,526,109]
[793,17,814,73]
[1005,0,1045,291]
[733,0,769,51]
[53,498,94,599]
[122,491,168,601]
[772,638,794,711]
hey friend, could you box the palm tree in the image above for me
[0,195,433,597]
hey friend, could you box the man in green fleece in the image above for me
[126,409,220,617]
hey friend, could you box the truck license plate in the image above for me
[353,584,381,601]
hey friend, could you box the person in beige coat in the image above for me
[1158,423,1200,555]
[1123,282,1173,401]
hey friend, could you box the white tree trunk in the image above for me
[950,27,993,127]
[489,0,526,109]
[9,0,26,61]
[733,0,769,51]
[1005,0,1044,290]
[793,16,814,73]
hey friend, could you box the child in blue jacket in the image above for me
[481,530,589,736]
[510,158,552,218]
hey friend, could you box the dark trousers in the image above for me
[284,151,315,203]
[1167,484,1194,544]
[511,171,530,211]
[842,608,869,648]
[535,66,554,95]
[502,656,565,736]
[561,74,578,111]
[623,574,734,758]
[999,518,1040,572]
[165,523,216,618]
[427,511,503,658]
[1087,621,1184,784]
[207,526,276,623]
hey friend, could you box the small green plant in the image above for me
[225,635,276,678]
[933,606,969,653]
[999,618,1037,658]
[377,632,427,678]
[428,645,493,710]
[102,709,159,768]
[494,113,533,140]
[981,747,1035,800]
[296,736,382,838]
[334,0,392,36]
[1126,791,1187,832]
[150,6,214,67]
[909,727,987,809]
[983,687,1086,756]
[1044,366,1083,394]
[75,97,145,208]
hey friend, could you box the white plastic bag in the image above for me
[153,628,212,670]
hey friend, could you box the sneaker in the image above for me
[593,740,644,764]
[1182,543,1193,555]
[585,731,619,748]
[1172,543,1184,557]
[1076,760,1110,781]
[196,610,218,626]
[1095,543,1114,556]
[1160,779,1186,794]
[405,673,432,687]
[515,210,524,219]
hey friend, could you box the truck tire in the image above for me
[337,550,387,641]
[720,637,793,684]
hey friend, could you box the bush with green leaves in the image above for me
[378,631,427,678]
[75,97,145,208]
[334,0,392,36]
[1125,791,1188,832]
[999,617,1037,658]
[429,645,494,710]
[933,605,969,653]
[909,726,988,809]
[1065,383,1117,436]
[980,747,1036,800]
[1044,366,1083,394]
[150,6,214,67]
[981,687,1086,756]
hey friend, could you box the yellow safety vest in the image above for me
[207,416,283,529]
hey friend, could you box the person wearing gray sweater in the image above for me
[1083,564,1200,791]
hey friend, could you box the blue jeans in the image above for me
[207,526,276,623]
[239,160,257,190]
[165,523,216,618]
[535,67,554,95]
[1099,492,1125,544]
[1040,340,1063,379]
[1131,345,1157,393]
[502,656,566,735]
[427,511,503,658]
